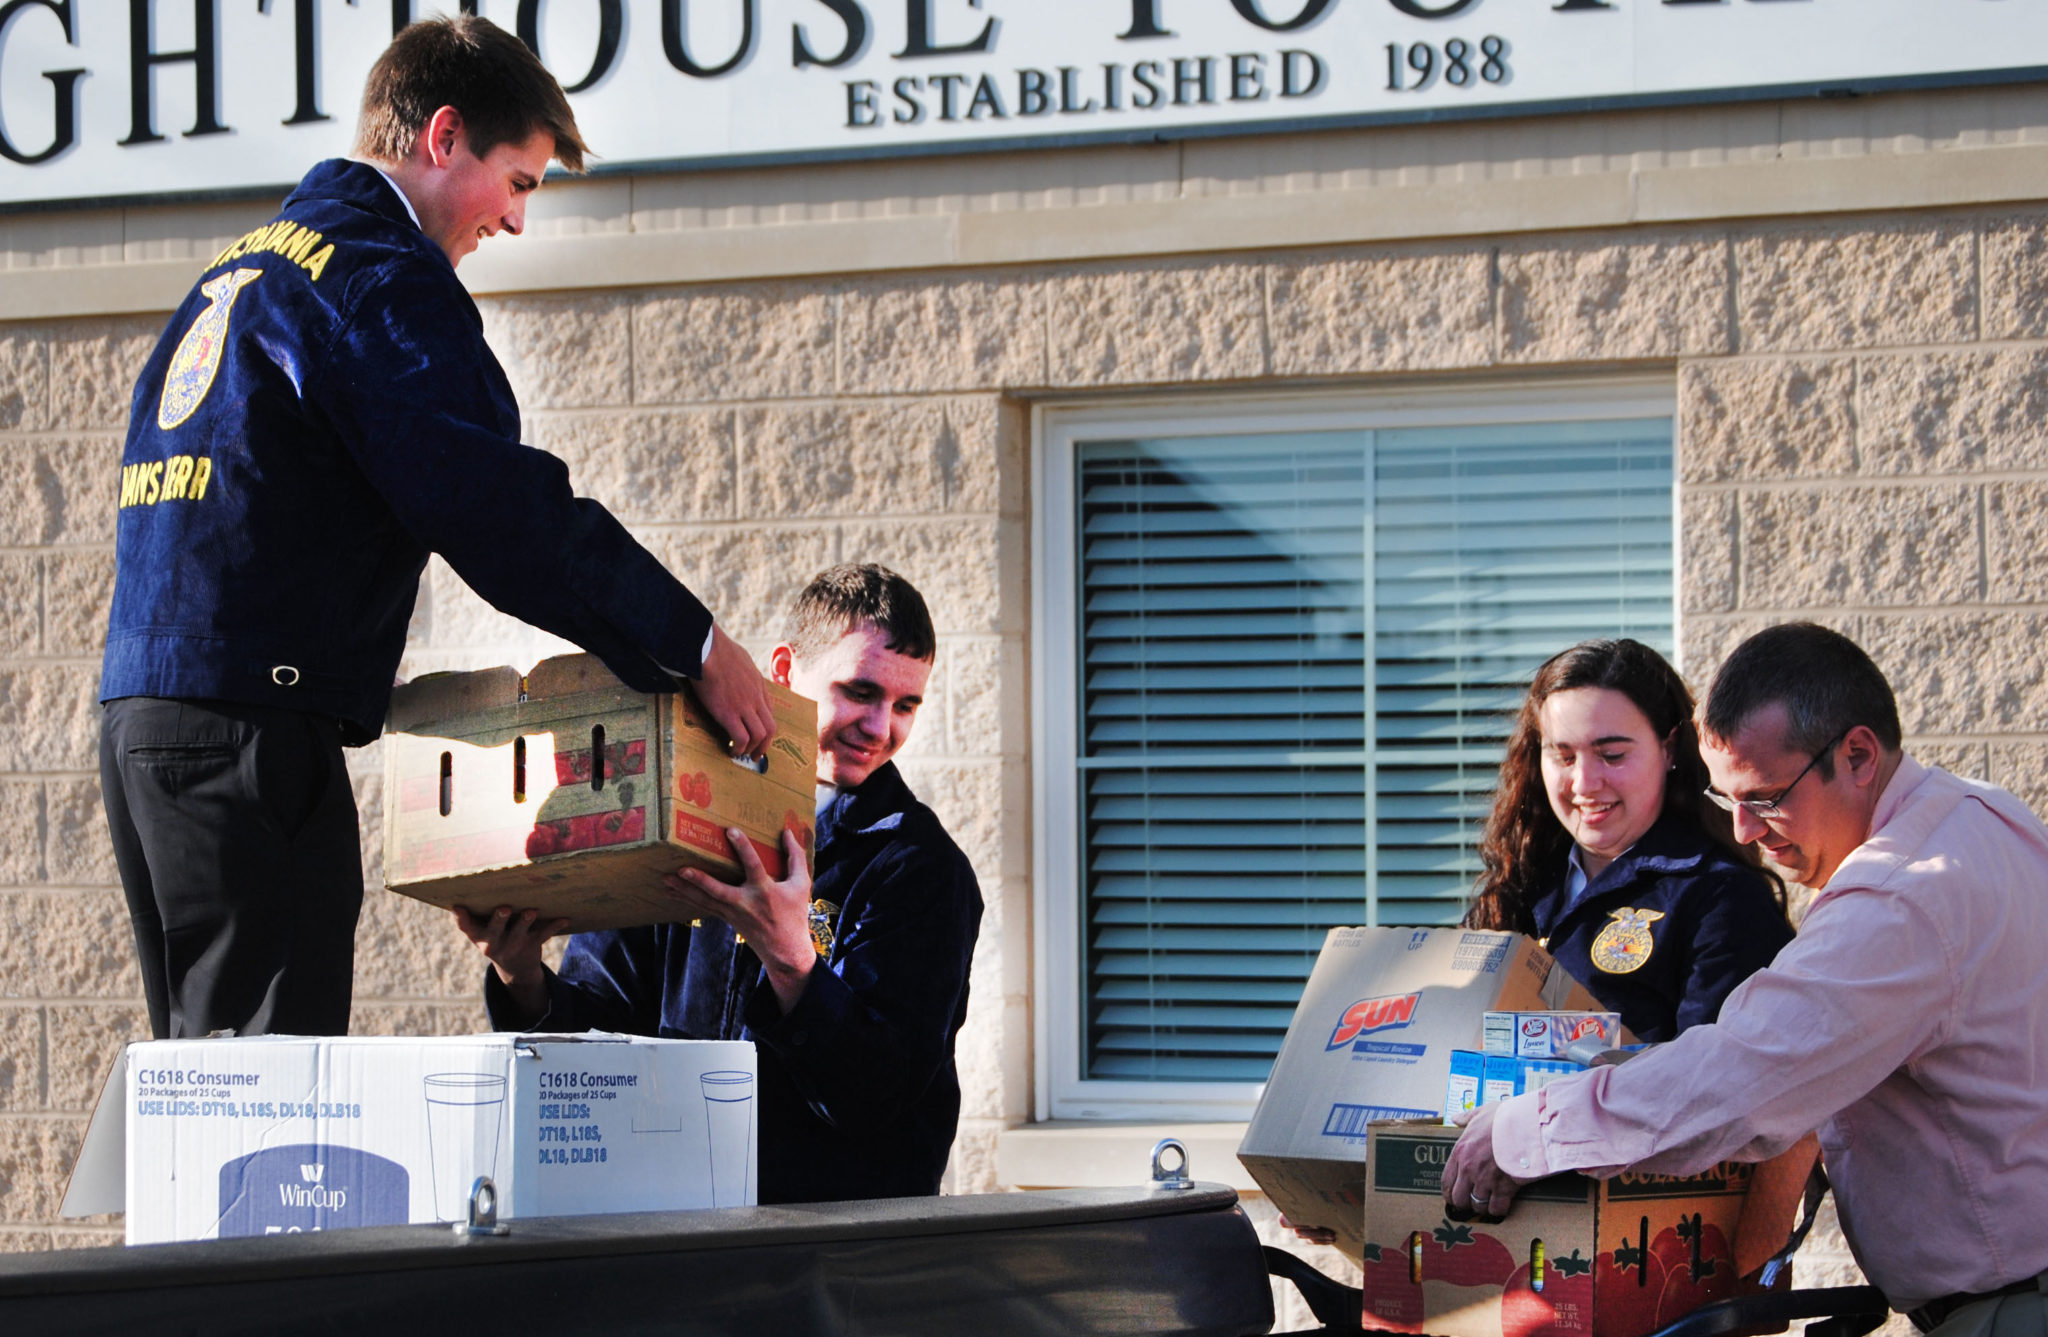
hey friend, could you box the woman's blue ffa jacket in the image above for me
[100,160,711,741]
[486,762,984,1204]
[1529,814,1794,1043]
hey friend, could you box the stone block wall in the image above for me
[0,205,2041,1329]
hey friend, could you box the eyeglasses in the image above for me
[1702,726,1851,820]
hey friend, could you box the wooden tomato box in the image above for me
[383,654,817,932]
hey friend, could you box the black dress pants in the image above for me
[100,697,364,1039]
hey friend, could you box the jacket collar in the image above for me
[817,762,913,852]
[1557,811,1711,918]
[285,159,425,233]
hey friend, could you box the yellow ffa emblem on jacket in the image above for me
[808,898,842,957]
[1591,907,1666,975]
[158,268,262,431]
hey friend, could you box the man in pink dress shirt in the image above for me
[1442,623,2048,1336]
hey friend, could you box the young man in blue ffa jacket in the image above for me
[464,565,986,1204]
[98,17,776,1042]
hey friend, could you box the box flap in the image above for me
[1734,1133,1821,1277]
[523,653,629,698]
[1539,957,1578,1010]
[387,655,639,737]
[60,1048,127,1218]
[387,665,524,732]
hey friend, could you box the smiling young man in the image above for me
[469,565,986,1204]
[98,16,774,1042]
[1441,624,2048,1335]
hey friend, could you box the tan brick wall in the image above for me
[0,203,2040,1324]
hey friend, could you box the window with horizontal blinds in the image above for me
[1074,418,1673,1085]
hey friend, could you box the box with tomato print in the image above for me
[1358,1120,1810,1337]
[383,653,817,932]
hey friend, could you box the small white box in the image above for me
[64,1033,756,1245]
[1481,1010,1622,1058]
[1443,1049,1485,1124]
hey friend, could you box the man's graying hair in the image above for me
[784,564,936,664]
[1701,623,1902,777]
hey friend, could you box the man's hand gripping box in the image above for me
[383,653,817,932]
[1236,927,1609,1260]
[1357,1120,1813,1337]
[61,1034,758,1245]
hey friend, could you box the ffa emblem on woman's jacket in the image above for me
[1591,906,1666,974]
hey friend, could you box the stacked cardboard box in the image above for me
[1233,926,1809,1337]
[1236,927,1608,1259]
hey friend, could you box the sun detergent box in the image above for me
[1237,927,1605,1261]
[1358,1119,1809,1337]
[61,1034,757,1245]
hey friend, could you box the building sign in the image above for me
[3,0,2046,208]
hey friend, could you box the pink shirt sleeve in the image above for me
[1491,881,1953,1179]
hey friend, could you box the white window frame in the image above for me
[1032,377,1680,1123]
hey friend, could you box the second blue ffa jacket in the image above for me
[1529,814,1794,1043]
[486,762,985,1204]
[100,160,711,740]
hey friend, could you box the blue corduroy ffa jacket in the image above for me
[1530,814,1795,1043]
[100,160,711,741]
[487,762,985,1204]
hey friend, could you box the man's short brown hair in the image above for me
[353,16,588,172]
[1701,622,1903,777]
[784,565,937,664]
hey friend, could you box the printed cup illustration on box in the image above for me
[700,1070,756,1207]
[382,653,818,933]
[424,1072,506,1220]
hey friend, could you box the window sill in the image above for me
[995,1121,1257,1192]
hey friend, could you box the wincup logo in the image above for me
[217,1144,408,1239]
[1326,993,1422,1051]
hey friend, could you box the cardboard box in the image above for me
[1445,1050,1486,1123]
[1483,1012,1623,1058]
[1485,1053,1580,1102]
[1357,1120,1801,1337]
[383,653,818,932]
[1447,1051,1581,1119]
[1237,927,1608,1259]
[62,1034,757,1245]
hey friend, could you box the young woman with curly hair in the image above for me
[1464,639,1793,1041]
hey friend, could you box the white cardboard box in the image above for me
[1236,927,1604,1260]
[63,1033,757,1245]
